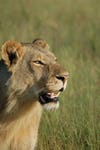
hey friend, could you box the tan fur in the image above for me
[0,39,69,150]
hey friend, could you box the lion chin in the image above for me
[43,102,59,111]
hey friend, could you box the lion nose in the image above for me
[56,72,69,92]
[56,72,69,83]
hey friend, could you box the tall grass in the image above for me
[0,0,99,149]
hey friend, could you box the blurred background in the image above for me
[0,0,100,149]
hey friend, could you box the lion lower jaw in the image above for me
[43,101,59,111]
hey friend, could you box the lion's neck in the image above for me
[0,101,42,149]
[0,97,42,122]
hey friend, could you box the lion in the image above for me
[0,39,69,150]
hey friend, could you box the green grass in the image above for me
[0,0,100,149]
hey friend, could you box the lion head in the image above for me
[1,39,69,112]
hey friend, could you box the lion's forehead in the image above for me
[25,46,56,62]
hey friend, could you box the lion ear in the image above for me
[32,39,50,50]
[1,40,24,69]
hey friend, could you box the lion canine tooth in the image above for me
[47,91,60,98]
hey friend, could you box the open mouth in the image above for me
[39,92,60,105]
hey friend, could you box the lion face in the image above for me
[1,39,69,111]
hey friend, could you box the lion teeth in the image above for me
[56,92,60,97]
[47,92,60,98]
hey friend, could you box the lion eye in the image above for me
[33,60,45,65]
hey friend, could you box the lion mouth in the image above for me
[39,92,60,105]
